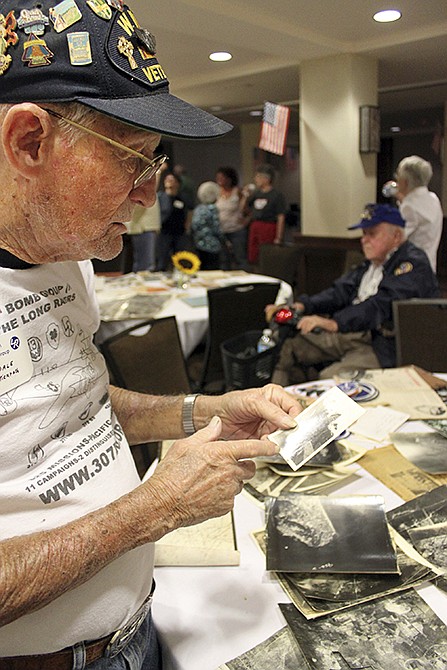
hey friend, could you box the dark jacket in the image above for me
[297,241,440,367]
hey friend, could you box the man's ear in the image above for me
[1,103,55,178]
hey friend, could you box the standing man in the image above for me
[0,1,302,668]
[395,155,443,273]
[156,172,190,271]
[268,204,440,385]
[245,164,287,265]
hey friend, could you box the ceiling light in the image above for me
[373,9,401,23]
[249,110,263,117]
[209,51,232,62]
[390,126,401,132]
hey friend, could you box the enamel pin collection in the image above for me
[0,0,167,84]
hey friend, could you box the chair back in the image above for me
[258,243,300,290]
[100,316,191,394]
[198,281,280,391]
[393,299,447,371]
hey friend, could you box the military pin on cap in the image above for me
[86,0,112,20]
[0,10,18,75]
[134,26,156,54]
[17,7,49,35]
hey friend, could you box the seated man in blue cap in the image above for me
[267,203,440,385]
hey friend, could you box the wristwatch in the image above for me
[182,393,200,436]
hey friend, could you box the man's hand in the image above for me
[147,416,278,528]
[196,383,301,441]
[297,315,338,334]
[264,302,284,322]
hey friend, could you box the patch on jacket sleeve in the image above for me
[394,261,413,276]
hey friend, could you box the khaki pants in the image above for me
[271,331,381,386]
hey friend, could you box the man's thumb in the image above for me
[196,415,222,440]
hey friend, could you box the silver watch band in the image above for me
[182,393,200,436]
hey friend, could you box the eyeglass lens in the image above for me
[134,154,168,188]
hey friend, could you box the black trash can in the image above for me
[220,330,279,390]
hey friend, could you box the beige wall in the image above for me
[300,54,378,237]
[240,123,260,187]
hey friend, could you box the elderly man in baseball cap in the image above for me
[268,203,440,386]
[0,2,303,668]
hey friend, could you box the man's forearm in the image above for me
[0,478,177,627]
[109,385,185,445]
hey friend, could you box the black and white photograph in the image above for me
[408,522,447,569]
[387,485,447,541]
[217,627,308,670]
[268,386,364,471]
[266,493,398,573]
[390,431,447,474]
[279,590,447,670]
[275,546,435,619]
[426,419,447,439]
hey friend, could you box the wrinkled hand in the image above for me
[209,383,301,440]
[297,315,338,334]
[148,416,278,528]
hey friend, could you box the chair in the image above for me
[297,246,348,295]
[100,316,191,395]
[198,281,280,392]
[393,299,447,371]
[258,243,300,291]
[99,316,191,475]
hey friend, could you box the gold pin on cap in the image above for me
[117,35,137,69]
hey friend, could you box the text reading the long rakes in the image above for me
[36,442,121,504]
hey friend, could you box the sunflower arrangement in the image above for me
[171,251,201,276]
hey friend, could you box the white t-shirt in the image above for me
[216,188,244,233]
[0,260,153,655]
[399,186,443,272]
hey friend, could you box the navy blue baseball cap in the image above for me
[0,0,232,139]
[348,203,406,230]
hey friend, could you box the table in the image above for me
[151,381,447,670]
[95,270,293,358]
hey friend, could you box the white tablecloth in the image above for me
[153,471,447,670]
[95,271,292,358]
[152,390,447,670]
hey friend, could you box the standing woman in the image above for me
[216,166,250,270]
[156,172,190,271]
[245,164,287,266]
[191,181,225,270]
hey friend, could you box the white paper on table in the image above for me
[350,406,410,442]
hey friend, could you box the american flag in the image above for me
[258,101,290,156]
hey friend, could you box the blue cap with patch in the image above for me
[348,203,406,230]
[0,0,232,139]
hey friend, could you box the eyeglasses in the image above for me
[42,108,168,188]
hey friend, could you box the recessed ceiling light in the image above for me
[373,9,401,23]
[390,126,401,132]
[249,110,263,117]
[209,51,232,62]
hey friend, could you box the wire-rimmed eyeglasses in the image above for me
[42,108,168,188]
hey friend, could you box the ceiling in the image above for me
[130,0,447,138]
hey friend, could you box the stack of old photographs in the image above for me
[253,491,440,620]
[244,387,366,504]
[245,440,365,504]
[279,589,447,670]
[387,485,447,594]
[218,589,447,669]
